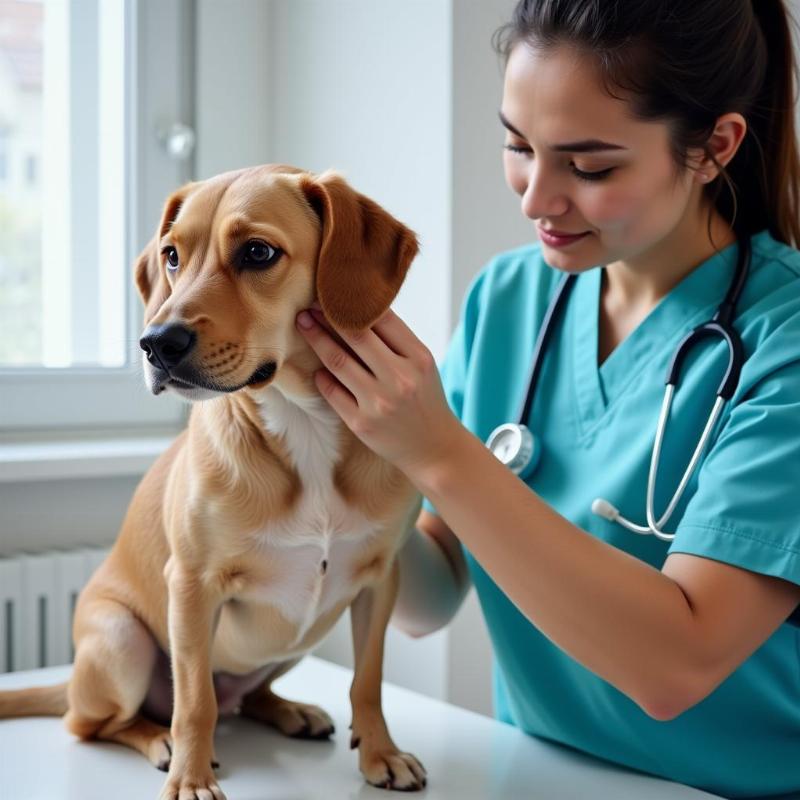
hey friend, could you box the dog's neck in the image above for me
[204,354,366,487]
[252,382,344,484]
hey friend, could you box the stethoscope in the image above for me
[485,237,751,541]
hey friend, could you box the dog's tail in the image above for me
[0,682,69,718]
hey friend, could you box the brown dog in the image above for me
[0,165,427,798]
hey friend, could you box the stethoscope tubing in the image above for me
[503,236,752,539]
[517,271,577,425]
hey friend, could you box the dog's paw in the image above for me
[281,701,336,739]
[242,693,335,739]
[148,731,173,772]
[358,746,427,792]
[148,735,220,774]
[157,766,226,800]
[350,708,426,790]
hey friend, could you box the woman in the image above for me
[295,1,800,797]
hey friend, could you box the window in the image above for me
[0,129,8,182]
[0,0,195,433]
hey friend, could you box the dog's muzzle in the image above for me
[140,324,277,396]
[140,323,196,372]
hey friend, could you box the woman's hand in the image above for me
[295,303,463,481]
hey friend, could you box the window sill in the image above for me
[0,435,175,483]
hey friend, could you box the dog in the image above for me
[0,164,427,798]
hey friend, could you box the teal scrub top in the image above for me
[423,229,800,799]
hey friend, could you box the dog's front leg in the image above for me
[349,561,427,791]
[159,563,226,800]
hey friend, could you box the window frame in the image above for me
[0,0,195,436]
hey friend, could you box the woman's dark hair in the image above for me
[493,0,800,249]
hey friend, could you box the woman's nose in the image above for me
[520,165,569,220]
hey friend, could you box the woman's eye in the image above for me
[162,246,179,271]
[241,240,282,270]
[503,143,614,183]
[504,143,531,155]
[572,166,614,182]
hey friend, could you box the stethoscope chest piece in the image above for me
[486,422,540,480]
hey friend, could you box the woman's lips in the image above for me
[538,227,590,248]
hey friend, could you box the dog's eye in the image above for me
[242,240,282,270]
[162,246,180,272]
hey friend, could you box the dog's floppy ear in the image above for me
[299,170,419,330]
[134,183,196,319]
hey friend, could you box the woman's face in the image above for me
[501,42,706,272]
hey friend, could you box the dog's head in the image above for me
[135,165,418,400]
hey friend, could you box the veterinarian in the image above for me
[296,1,800,797]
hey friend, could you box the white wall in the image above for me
[0,474,138,556]
[195,0,271,180]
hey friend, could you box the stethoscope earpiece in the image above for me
[592,497,667,538]
[591,498,618,521]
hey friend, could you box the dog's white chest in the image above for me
[246,387,382,646]
[251,494,377,634]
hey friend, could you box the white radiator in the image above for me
[0,547,111,672]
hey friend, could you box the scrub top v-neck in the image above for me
[422,228,800,799]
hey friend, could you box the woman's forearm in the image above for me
[294,294,709,717]
[410,427,703,720]
[391,524,470,638]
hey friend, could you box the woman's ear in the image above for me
[299,170,419,330]
[134,183,196,321]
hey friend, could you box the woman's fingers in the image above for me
[298,303,437,411]
[312,303,429,374]
[369,307,422,358]
[308,308,374,375]
[296,302,452,473]
[296,310,374,397]
[313,367,360,423]
[308,306,405,384]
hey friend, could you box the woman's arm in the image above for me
[415,427,800,720]
[295,305,800,721]
[391,510,471,638]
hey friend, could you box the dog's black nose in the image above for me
[139,324,196,370]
